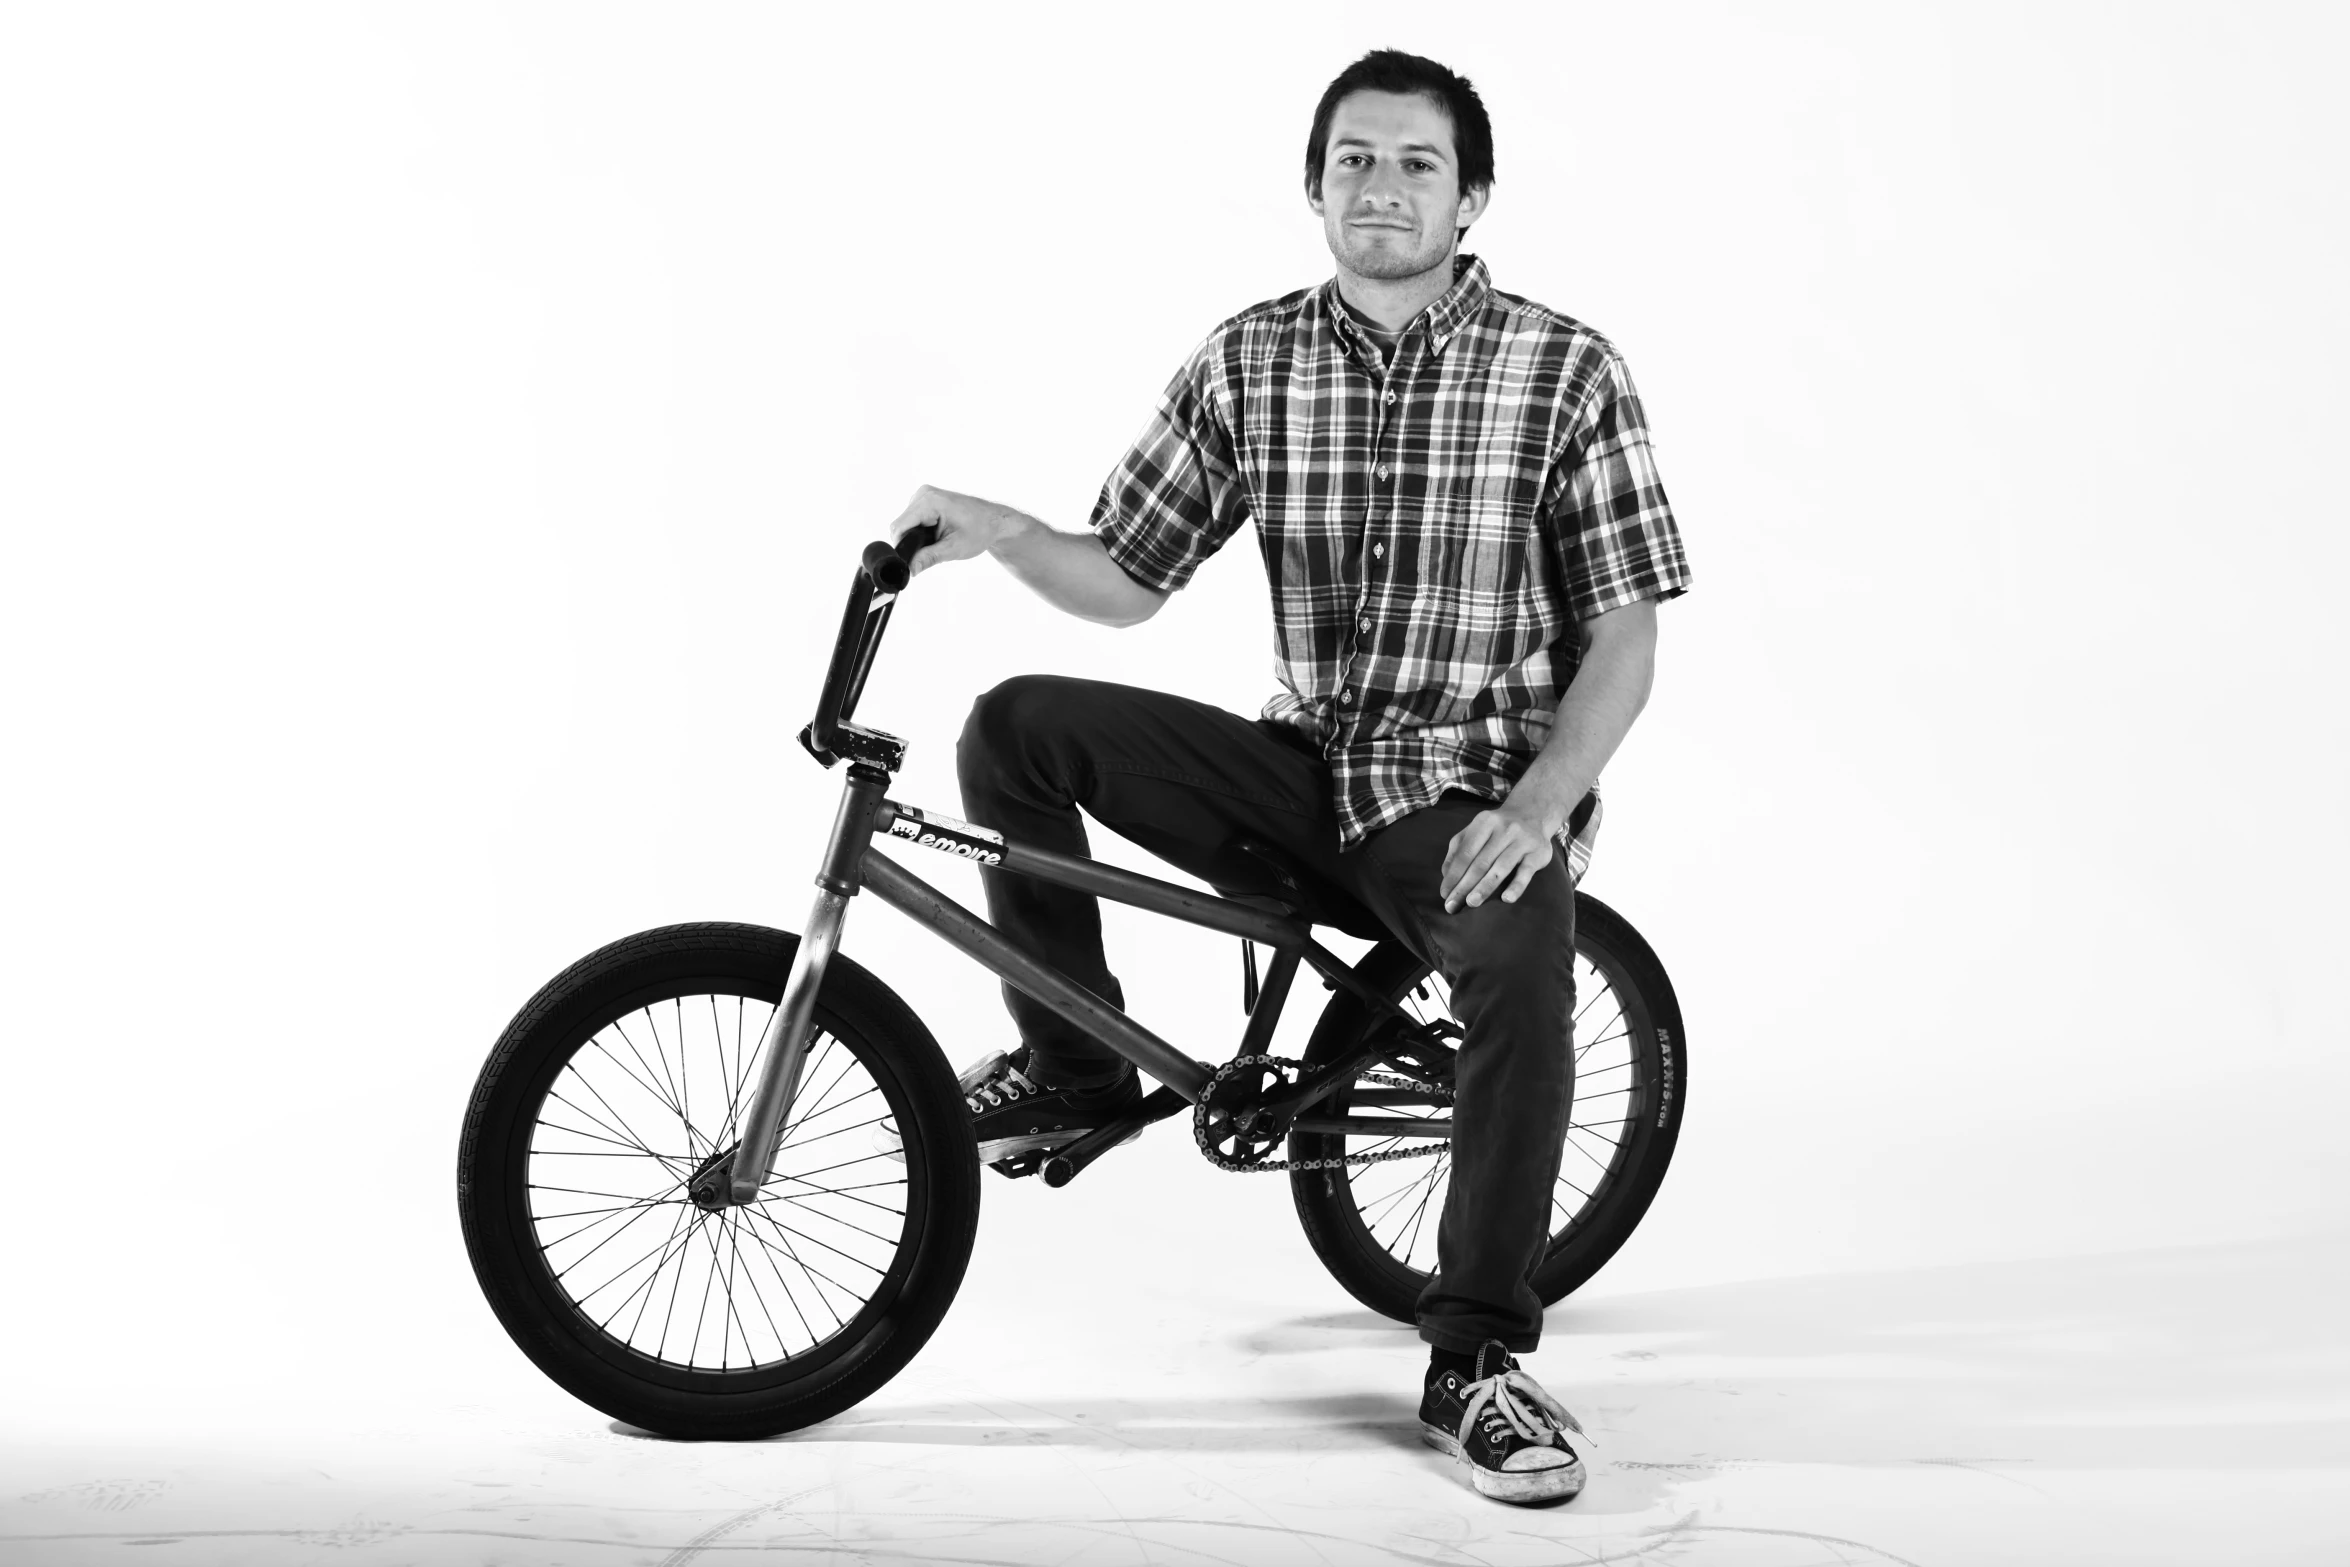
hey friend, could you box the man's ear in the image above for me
[1456,182,1491,231]
[1306,177,1325,218]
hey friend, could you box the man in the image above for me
[889,49,1689,1506]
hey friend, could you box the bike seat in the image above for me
[1220,838,1393,944]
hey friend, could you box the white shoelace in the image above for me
[1458,1368,1592,1453]
[964,1064,1038,1114]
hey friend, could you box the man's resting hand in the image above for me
[1440,798,1560,913]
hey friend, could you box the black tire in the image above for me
[1287,893,1685,1324]
[457,922,979,1438]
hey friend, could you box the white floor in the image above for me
[5,1204,2343,1566]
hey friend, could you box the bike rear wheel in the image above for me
[457,922,978,1438]
[1287,893,1684,1324]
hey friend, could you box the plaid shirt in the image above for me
[1091,256,1691,847]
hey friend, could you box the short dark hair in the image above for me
[1303,50,1495,204]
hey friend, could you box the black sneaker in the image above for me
[1419,1341,1591,1504]
[959,1050,1141,1166]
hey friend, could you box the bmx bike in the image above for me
[457,531,1686,1438]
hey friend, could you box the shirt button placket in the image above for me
[1347,368,1397,736]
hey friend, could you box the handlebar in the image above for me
[861,539,914,595]
[801,525,939,770]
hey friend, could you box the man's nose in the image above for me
[1357,162,1406,207]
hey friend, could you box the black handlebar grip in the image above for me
[862,524,941,593]
[895,523,940,562]
[861,539,912,593]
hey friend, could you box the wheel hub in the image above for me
[687,1145,738,1212]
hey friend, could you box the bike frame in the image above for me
[723,540,1447,1206]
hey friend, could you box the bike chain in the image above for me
[1193,1053,1455,1174]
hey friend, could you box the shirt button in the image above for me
[1358,616,1371,632]
[1376,464,1391,482]
[1383,390,1396,405]
[1340,688,1354,704]
[1372,542,1385,559]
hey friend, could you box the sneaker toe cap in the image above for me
[1500,1445,1578,1474]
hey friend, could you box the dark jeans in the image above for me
[956,675,1577,1353]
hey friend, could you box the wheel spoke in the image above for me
[534,1116,683,1164]
[556,1062,694,1175]
[723,1210,794,1359]
[1393,1157,1445,1263]
[766,1147,903,1185]
[593,1198,696,1330]
[640,1005,697,1160]
[775,1036,853,1143]
[764,1173,909,1221]
[779,1083,884,1147]
[750,1193,904,1252]
[543,1085,675,1167]
[735,1208,856,1328]
[600,1021,691,1131]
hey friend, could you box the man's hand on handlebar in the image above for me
[888,485,1025,578]
[886,484,1170,627]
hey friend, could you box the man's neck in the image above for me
[1333,249,1461,334]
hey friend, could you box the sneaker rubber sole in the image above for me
[1420,1422,1585,1504]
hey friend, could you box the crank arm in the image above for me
[1256,1049,1375,1119]
[1039,1085,1188,1188]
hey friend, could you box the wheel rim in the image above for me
[523,990,914,1374]
[1336,942,1647,1278]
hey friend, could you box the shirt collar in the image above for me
[1323,253,1491,359]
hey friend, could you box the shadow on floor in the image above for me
[614,1391,1422,1455]
[620,1233,2346,1476]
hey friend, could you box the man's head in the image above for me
[1304,50,1494,284]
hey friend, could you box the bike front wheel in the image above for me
[457,922,979,1438]
[1287,893,1685,1325]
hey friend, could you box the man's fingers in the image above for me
[1445,837,1512,912]
[1491,831,1556,904]
[1441,826,1501,908]
[1497,856,1540,905]
[887,499,934,562]
[1439,818,1494,904]
[888,490,959,575]
[1442,814,1559,910]
[1461,846,1520,909]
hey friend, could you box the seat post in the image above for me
[1236,945,1302,1057]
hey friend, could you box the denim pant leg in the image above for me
[1348,800,1578,1354]
[954,674,1347,1082]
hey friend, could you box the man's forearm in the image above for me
[894,485,1168,628]
[989,511,1168,628]
[1510,606,1658,834]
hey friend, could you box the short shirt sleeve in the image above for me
[1545,352,1692,620]
[1090,337,1253,593]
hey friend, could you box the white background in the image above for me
[3,0,2344,1426]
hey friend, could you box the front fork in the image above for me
[723,764,892,1206]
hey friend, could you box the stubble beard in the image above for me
[1331,223,1455,284]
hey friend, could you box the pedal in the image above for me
[986,1150,1050,1180]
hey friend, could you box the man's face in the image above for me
[1311,90,1487,283]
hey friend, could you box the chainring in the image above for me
[1192,1053,1455,1174]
